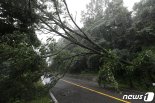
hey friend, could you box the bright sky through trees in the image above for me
[37,0,140,43]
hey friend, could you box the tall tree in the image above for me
[0,0,46,102]
[81,0,106,27]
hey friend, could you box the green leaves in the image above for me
[0,32,45,102]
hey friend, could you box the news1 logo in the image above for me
[144,92,154,102]
[123,92,154,102]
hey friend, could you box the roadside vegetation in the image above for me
[24,81,51,103]
[49,0,155,92]
[0,0,48,103]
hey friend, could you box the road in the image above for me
[52,77,148,103]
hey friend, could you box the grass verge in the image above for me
[25,81,52,103]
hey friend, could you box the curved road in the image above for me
[52,77,149,103]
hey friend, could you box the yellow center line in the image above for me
[61,79,130,103]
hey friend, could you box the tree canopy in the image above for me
[0,0,155,102]
[46,0,155,91]
[0,0,46,102]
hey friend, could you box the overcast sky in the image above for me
[66,0,140,27]
[37,0,141,43]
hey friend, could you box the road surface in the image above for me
[52,77,150,103]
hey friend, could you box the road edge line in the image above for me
[49,90,59,103]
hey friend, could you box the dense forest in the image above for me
[0,0,48,103]
[0,0,155,103]
[50,0,155,91]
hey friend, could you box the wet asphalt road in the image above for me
[52,77,152,103]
